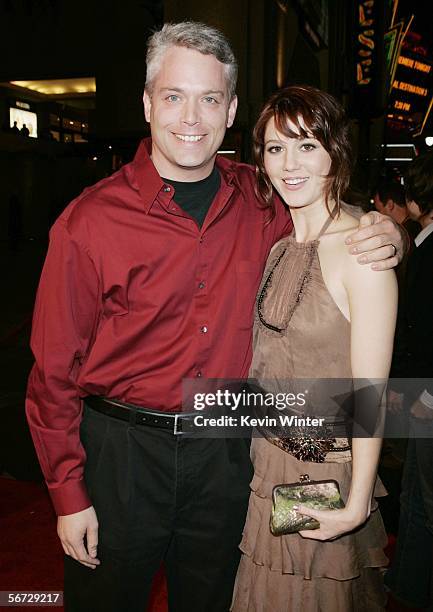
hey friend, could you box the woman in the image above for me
[231,85,397,611]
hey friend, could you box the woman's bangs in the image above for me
[273,100,317,141]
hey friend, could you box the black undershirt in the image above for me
[162,166,221,228]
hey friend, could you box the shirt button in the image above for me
[200,326,208,333]
[163,185,171,192]
[198,281,205,289]
[199,237,204,243]
[196,371,203,378]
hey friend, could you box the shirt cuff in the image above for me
[48,478,92,516]
[419,389,433,410]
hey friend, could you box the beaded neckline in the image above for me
[257,212,335,334]
[257,242,317,333]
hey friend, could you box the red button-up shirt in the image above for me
[26,139,292,515]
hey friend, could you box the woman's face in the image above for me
[263,116,332,209]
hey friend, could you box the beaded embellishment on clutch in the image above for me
[270,474,345,535]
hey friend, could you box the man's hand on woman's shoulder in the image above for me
[344,210,406,271]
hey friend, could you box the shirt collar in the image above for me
[128,138,164,214]
[128,137,242,214]
[415,222,433,247]
[214,152,241,189]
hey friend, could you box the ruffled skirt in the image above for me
[231,438,388,612]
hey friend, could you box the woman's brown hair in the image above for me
[253,85,352,220]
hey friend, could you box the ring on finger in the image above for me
[389,243,397,257]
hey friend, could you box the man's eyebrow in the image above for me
[159,87,225,97]
[159,87,184,93]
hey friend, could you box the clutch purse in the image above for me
[270,474,345,536]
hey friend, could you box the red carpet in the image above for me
[0,477,167,611]
[0,477,422,611]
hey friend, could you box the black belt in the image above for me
[84,396,196,434]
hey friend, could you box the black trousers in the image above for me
[64,405,253,612]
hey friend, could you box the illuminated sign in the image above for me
[385,22,403,81]
[398,56,431,73]
[356,0,376,85]
[394,100,411,111]
[415,95,433,136]
[392,80,428,96]
[387,27,433,136]
[16,100,30,110]
[9,108,38,137]
[349,0,388,118]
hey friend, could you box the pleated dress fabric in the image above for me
[231,234,388,612]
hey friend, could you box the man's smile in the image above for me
[173,133,205,142]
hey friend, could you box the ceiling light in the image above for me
[10,78,96,96]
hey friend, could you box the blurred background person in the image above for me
[10,120,19,134]
[375,179,419,443]
[20,123,29,137]
[385,151,433,610]
[374,179,420,246]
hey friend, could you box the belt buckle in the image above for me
[174,413,184,435]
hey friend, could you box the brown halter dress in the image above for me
[231,217,388,612]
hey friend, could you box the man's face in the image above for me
[143,46,238,181]
[407,199,421,220]
[373,193,388,215]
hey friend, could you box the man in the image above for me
[374,179,419,245]
[26,22,404,612]
[384,151,433,609]
[374,179,419,418]
[20,123,30,137]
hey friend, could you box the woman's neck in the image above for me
[289,200,334,242]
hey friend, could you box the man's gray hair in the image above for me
[145,21,238,99]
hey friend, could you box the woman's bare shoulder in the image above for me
[322,210,396,285]
[320,210,358,257]
[328,209,359,237]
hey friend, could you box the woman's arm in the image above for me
[343,256,397,522]
[296,247,397,540]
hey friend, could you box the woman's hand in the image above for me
[295,504,369,541]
